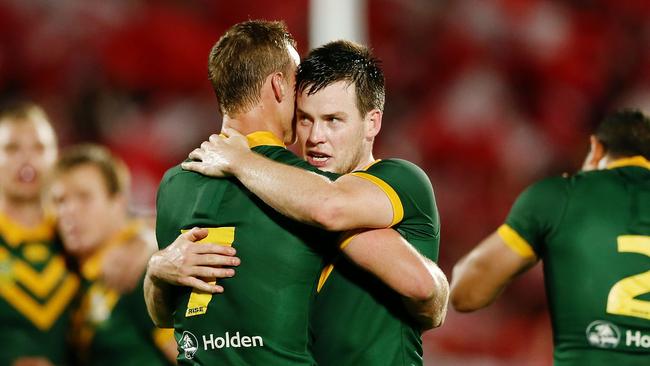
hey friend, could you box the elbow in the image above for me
[411,263,449,303]
[449,287,486,313]
[310,199,347,231]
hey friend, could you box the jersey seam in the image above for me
[549,179,572,247]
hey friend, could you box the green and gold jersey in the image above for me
[310,159,440,366]
[73,221,173,366]
[0,213,79,366]
[156,132,338,366]
[499,156,650,365]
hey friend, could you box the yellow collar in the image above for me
[606,156,650,170]
[81,220,142,280]
[246,131,285,148]
[0,211,55,248]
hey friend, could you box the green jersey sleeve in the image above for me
[500,176,570,258]
[350,159,440,261]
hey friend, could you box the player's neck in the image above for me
[80,214,128,262]
[222,107,286,143]
[103,214,129,246]
[352,145,376,171]
[0,195,45,227]
[353,153,375,171]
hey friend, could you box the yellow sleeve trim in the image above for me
[153,328,175,351]
[339,231,361,250]
[317,263,335,293]
[497,224,537,260]
[349,172,404,227]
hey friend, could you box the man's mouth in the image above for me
[306,152,331,167]
[17,165,37,183]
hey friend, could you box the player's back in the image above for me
[156,146,331,366]
[537,161,650,364]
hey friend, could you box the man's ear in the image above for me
[271,72,286,103]
[581,135,606,171]
[365,109,382,139]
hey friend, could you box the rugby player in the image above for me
[183,40,447,365]
[0,102,78,366]
[450,110,650,365]
[50,144,176,365]
[146,21,447,365]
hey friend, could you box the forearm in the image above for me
[143,272,175,328]
[230,152,348,230]
[450,231,536,312]
[402,260,448,330]
[342,229,447,329]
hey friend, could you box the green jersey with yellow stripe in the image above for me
[498,156,650,365]
[0,214,79,365]
[73,221,174,366]
[310,159,440,366]
[156,132,338,366]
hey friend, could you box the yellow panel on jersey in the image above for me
[0,213,55,248]
[0,272,79,330]
[349,171,404,227]
[497,224,537,260]
[13,255,67,298]
[181,227,235,317]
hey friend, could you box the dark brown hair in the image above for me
[596,109,650,160]
[296,40,385,117]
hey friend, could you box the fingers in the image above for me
[191,253,240,267]
[209,133,222,144]
[181,161,206,174]
[191,243,236,256]
[222,127,243,138]
[190,265,236,279]
[188,148,204,161]
[180,277,225,294]
[183,227,209,242]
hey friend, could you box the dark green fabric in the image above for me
[311,159,440,366]
[0,234,76,366]
[156,145,337,365]
[504,165,650,365]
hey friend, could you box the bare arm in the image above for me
[450,231,537,312]
[182,132,394,231]
[342,229,448,330]
[144,228,240,327]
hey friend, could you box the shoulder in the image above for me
[355,158,434,198]
[524,175,571,196]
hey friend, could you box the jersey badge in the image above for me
[586,320,621,348]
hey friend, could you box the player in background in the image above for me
[450,110,650,365]
[50,144,176,365]
[182,40,447,366]
[147,22,446,365]
[0,101,78,366]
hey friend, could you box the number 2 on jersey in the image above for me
[607,235,650,320]
[182,227,235,317]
